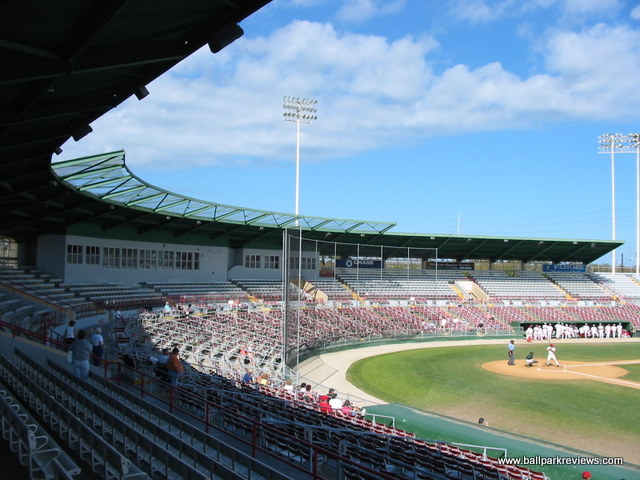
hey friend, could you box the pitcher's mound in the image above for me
[482,360,640,389]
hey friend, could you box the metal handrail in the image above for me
[101,359,402,480]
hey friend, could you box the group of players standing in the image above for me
[524,322,624,341]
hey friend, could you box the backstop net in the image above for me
[282,230,447,368]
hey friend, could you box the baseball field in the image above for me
[346,340,640,478]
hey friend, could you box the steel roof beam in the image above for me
[101,185,146,200]
[75,175,132,190]
[125,192,166,207]
[59,164,123,182]
[0,38,63,61]
[64,0,131,64]
[154,199,189,212]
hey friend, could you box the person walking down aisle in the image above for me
[64,320,76,347]
[90,327,104,366]
[69,330,93,380]
[167,347,184,386]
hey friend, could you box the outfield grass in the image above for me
[621,363,640,382]
[347,342,640,464]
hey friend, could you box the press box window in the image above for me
[245,254,261,269]
[67,244,83,264]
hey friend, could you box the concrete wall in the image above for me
[42,235,230,284]
[33,234,321,284]
[36,235,66,279]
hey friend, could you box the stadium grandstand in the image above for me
[1,2,638,480]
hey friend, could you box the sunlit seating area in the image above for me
[591,272,640,299]
[62,282,164,307]
[304,278,355,301]
[469,271,566,301]
[144,280,249,303]
[141,308,284,378]
[233,279,312,304]
[546,272,614,300]
[335,268,463,302]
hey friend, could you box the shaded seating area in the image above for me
[144,280,249,304]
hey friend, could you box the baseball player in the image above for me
[546,343,560,367]
[525,350,537,367]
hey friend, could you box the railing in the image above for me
[95,295,165,309]
[0,277,74,312]
[0,319,67,351]
[447,441,508,460]
[100,359,400,480]
[99,358,539,480]
[0,277,100,329]
[104,361,442,479]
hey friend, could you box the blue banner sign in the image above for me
[336,259,383,268]
[543,264,586,272]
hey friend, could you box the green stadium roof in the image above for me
[51,151,621,265]
[52,151,397,235]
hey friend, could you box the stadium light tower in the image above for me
[283,97,318,222]
[599,133,622,273]
[598,133,640,274]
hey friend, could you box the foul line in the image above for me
[564,360,640,368]
[562,369,640,388]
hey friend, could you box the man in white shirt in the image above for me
[328,393,343,410]
[90,327,104,366]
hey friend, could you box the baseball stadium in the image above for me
[1,2,639,480]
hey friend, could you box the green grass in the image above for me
[621,363,640,382]
[347,342,640,457]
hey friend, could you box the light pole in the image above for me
[598,133,640,274]
[283,97,317,222]
[599,134,620,273]
[631,133,640,275]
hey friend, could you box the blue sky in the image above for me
[58,0,640,265]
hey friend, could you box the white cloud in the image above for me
[288,0,324,7]
[542,24,640,116]
[632,5,640,20]
[450,0,622,25]
[337,0,406,23]
[450,0,520,24]
[561,0,622,16]
[61,20,640,171]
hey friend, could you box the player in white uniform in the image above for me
[525,326,533,342]
[533,325,542,340]
[546,344,560,367]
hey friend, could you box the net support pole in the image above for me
[282,229,291,365]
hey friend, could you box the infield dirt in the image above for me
[482,359,640,389]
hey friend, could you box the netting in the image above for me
[282,230,440,366]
